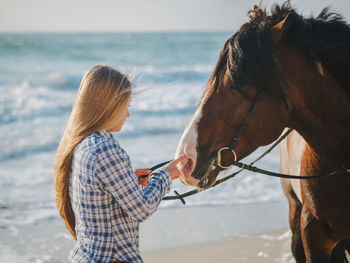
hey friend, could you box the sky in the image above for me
[1,0,350,32]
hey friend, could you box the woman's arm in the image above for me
[94,144,171,222]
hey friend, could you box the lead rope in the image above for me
[160,128,294,205]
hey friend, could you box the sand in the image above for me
[142,229,294,263]
[0,201,294,262]
[141,201,294,262]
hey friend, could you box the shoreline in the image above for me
[140,201,289,252]
[142,228,293,263]
[0,201,291,262]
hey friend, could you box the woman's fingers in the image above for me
[135,168,151,186]
[171,155,186,165]
[135,168,151,177]
[136,156,187,185]
[135,168,151,175]
[162,155,186,180]
[138,177,148,187]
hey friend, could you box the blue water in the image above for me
[0,32,288,261]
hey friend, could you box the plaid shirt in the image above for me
[68,130,171,263]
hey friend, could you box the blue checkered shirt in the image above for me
[68,130,171,263]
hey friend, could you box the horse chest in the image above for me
[300,175,350,228]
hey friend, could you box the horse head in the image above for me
[175,5,296,189]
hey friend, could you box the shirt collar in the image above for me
[96,129,115,141]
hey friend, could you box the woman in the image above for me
[54,64,184,262]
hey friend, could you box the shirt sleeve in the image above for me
[94,142,172,222]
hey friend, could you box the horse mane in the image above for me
[207,1,350,97]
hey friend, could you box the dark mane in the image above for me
[207,1,350,97]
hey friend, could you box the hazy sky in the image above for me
[1,0,350,32]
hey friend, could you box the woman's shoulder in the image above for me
[85,130,129,159]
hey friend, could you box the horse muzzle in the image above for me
[190,157,221,189]
[178,155,200,186]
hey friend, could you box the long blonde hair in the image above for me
[54,64,132,239]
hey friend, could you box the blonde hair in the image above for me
[54,64,132,239]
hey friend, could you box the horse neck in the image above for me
[285,65,350,168]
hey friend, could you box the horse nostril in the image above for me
[184,158,193,173]
[182,157,195,176]
[178,155,199,186]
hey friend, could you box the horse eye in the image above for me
[229,84,242,93]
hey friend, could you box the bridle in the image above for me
[158,85,349,204]
[214,86,348,179]
[216,69,294,169]
[216,89,262,169]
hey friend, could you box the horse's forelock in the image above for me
[220,2,298,92]
[203,39,232,101]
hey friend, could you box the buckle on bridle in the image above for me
[217,147,237,169]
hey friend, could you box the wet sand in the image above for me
[142,229,293,263]
[141,202,294,262]
[0,201,293,262]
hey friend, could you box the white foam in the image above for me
[0,244,31,263]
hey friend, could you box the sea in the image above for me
[0,32,289,262]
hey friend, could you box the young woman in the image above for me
[54,64,184,263]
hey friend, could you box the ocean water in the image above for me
[0,33,289,261]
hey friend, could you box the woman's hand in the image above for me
[135,168,151,187]
[135,155,185,186]
[161,155,186,180]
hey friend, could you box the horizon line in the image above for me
[0,29,235,34]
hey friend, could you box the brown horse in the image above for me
[175,3,350,263]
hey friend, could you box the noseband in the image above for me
[216,90,262,169]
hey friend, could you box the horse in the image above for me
[174,2,350,262]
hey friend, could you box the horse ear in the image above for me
[271,13,294,44]
[250,5,263,19]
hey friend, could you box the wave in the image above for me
[120,126,181,138]
[0,124,182,163]
[130,106,195,117]
[42,73,82,90]
[0,142,59,162]
[0,76,201,163]
[0,80,74,125]
[38,66,211,88]
[0,105,72,125]
[132,65,212,84]
[0,70,202,126]
[0,35,25,49]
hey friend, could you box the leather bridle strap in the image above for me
[230,160,349,179]
[216,89,262,169]
[229,90,262,150]
[162,128,293,204]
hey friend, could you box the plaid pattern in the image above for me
[68,130,171,263]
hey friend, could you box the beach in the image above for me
[141,201,293,263]
[2,2,350,261]
[142,229,292,263]
[0,200,293,262]
[0,32,292,262]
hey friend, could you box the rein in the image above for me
[160,127,293,204]
[157,127,348,205]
